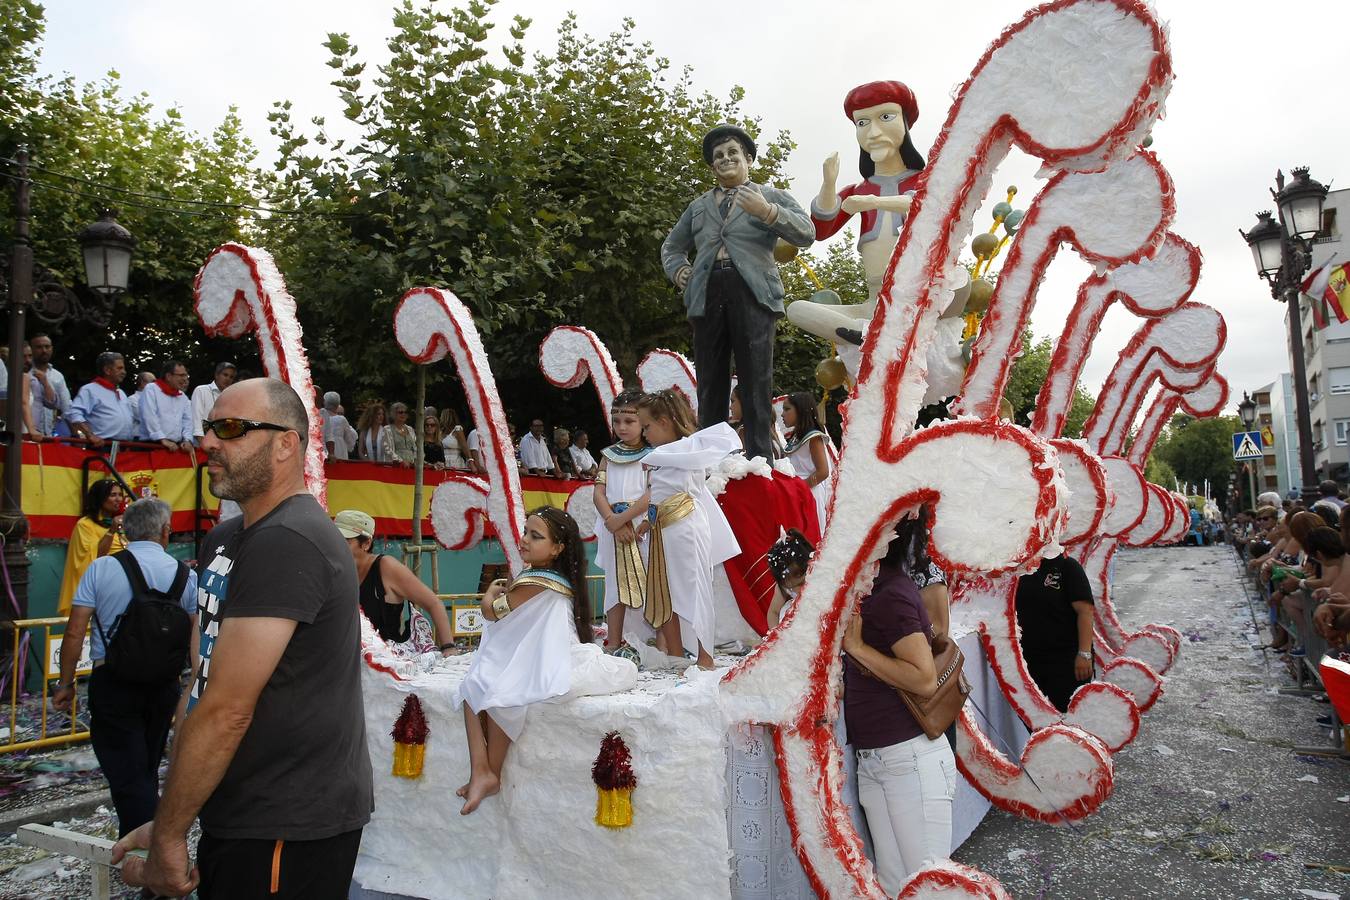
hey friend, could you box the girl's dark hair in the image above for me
[786,392,823,438]
[857,114,926,179]
[767,528,814,589]
[530,506,593,643]
[83,479,121,521]
[883,505,931,574]
[611,389,644,412]
[1306,525,1345,560]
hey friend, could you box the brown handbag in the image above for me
[898,634,972,740]
[853,632,972,740]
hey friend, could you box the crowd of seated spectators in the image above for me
[1230,481,1350,734]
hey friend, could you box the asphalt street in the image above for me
[956,545,1350,899]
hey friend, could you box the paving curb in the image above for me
[0,789,111,835]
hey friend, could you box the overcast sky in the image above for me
[35,0,1350,404]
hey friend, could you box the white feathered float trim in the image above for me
[636,349,698,413]
[1034,232,1202,437]
[193,243,327,504]
[394,287,525,571]
[538,325,624,435]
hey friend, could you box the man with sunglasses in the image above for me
[114,378,372,899]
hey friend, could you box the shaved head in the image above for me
[258,378,311,450]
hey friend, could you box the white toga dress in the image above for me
[785,430,833,531]
[642,423,742,656]
[455,588,576,740]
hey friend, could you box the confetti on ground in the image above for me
[1154,745,1175,756]
[1298,775,1321,784]
[1295,889,1340,900]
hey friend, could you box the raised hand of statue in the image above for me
[822,152,839,190]
[734,184,774,220]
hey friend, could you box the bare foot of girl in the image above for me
[460,770,500,814]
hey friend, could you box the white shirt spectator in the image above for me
[519,432,554,472]
[139,380,194,443]
[29,364,70,436]
[191,382,224,439]
[324,412,358,460]
[569,444,597,474]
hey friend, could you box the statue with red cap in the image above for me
[786,81,971,401]
[661,124,815,462]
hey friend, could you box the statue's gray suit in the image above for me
[661,181,813,460]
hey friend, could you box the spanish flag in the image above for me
[1302,260,1350,326]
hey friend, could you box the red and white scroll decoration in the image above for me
[193,243,326,505]
[1033,232,1202,437]
[636,349,698,413]
[718,2,1173,891]
[394,287,525,573]
[1082,302,1227,456]
[897,860,1013,899]
[538,326,624,435]
[955,151,1174,420]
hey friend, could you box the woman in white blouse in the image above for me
[355,400,388,462]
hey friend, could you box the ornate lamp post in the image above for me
[1240,166,1329,498]
[1237,390,1258,507]
[0,146,135,614]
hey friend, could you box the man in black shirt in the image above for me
[115,378,372,898]
[1015,552,1096,712]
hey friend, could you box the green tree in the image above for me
[1152,413,1240,494]
[0,0,265,381]
[1143,454,1177,489]
[263,1,797,427]
[1003,332,1095,437]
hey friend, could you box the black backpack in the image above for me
[93,551,192,684]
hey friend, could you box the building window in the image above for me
[1337,420,1350,447]
[1331,367,1350,395]
[1318,208,1338,241]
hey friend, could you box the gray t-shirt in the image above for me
[192,493,372,840]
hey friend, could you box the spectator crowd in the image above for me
[1229,481,1350,738]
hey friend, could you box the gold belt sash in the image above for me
[645,492,695,629]
[613,500,647,610]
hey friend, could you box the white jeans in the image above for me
[856,733,956,896]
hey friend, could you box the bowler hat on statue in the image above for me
[702,125,757,165]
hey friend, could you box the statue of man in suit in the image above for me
[661,125,814,462]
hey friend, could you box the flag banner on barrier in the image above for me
[1,440,588,540]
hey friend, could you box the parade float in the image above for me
[137,0,1233,897]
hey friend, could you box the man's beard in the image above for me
[208,439,275,502]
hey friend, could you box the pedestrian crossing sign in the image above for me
[1232,431,1263,461]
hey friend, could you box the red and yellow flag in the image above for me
[1326,263,1350,324]
[1303,260,1350,326]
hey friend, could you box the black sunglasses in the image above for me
[202,417,291,440]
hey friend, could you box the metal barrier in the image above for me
[0,616,90,754]
[1238,545,1349,758]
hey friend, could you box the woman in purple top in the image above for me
[841,515,957,895]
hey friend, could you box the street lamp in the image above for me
[78,210,136,297]
[1240,166,1329,498]
[0,147,134,615]
[1238,391,1258,507]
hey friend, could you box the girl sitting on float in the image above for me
[456,506,594,814]
[781,391,834,529]
[594,390,653,662]
[636,390,741,669]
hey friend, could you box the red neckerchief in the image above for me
[93,377,118,392]
[154,378,182,398]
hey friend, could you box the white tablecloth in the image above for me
[352,633,1028,900]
